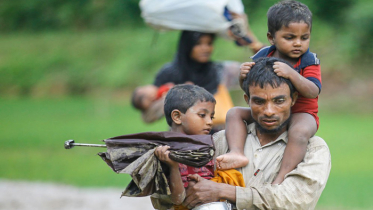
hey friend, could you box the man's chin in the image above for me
[255,117,290,134]
[256,123,283,134]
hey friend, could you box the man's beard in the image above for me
[254,115,291,134]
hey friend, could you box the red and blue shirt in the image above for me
[251,45,321,127]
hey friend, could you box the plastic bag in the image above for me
[139,0,244,33]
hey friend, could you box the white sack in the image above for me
[139,0,244,33]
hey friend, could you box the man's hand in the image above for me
[273,61,296,79]
[183,174,222,209]
[239,62,255,88]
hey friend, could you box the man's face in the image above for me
[244,83,297,135]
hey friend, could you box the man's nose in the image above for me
[263,103,275,117]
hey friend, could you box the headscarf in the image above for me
[154,31,220,94]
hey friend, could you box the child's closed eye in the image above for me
[199,114,206,118]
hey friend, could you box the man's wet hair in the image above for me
[164,84,216,127]
[267,0,312,36]
[242,57,296,98]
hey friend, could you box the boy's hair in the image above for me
[242,57,296,98]
[164,84,216,127]
[267,0,312,36]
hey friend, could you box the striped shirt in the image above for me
[213,123,331,210]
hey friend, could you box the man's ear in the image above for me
[291,92,298,107]
[171,109,182,125]
[267,32,274,45]
[244,94,250,105]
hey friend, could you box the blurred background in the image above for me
[1,0,372,209]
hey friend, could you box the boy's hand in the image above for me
[273,61,296,79]
[239,62,255,88]
[154,145,179,168]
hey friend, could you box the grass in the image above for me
[0,97,167,187]
[1,97,373,209]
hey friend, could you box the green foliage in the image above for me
[0,28,251,96]
[0,1,372,96]
[345,0,373,59]
[0,0,142,32]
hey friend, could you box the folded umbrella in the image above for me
[73,131,215,197]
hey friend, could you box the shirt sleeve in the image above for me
[235,136,331,210]
[302,65,322,93]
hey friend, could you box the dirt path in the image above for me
[0,179,154,210]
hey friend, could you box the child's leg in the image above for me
[272,113,317,184]
[216,107,251,169]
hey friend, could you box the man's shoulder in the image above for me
[308,135,330,152]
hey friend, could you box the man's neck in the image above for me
[255,127,286,146]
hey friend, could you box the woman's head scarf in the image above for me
[162,31,220,94]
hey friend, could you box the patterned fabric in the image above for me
[179,161,215,188]
[213,123,331,210]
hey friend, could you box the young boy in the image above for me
[217,0,321,185]
[151,84,216,209]
[152,84,245,209]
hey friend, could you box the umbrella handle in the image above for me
[64,140,106,149]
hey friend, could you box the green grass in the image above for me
[316,113,373,209]
[0,97,167,187]
[1,97,373,209]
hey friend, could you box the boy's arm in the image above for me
[273,62,320,98]
[225,107,252,144]
[155,146,185,205]
[216,107,252,170]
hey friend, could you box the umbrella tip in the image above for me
[64,139,75,149]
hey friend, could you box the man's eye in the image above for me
[275,99,285,104]
[254,100,264,105]
[285,36,293,40]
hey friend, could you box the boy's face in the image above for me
[268,21,311,63]
[178,101,215,135]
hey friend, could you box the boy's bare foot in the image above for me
[216,152,249,170]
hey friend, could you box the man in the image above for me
[183,57,331,210]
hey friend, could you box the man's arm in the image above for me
[236,136,331,209]
[182,175,236,209]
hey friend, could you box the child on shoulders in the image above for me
[217,0,321,185]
